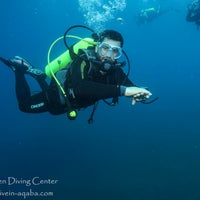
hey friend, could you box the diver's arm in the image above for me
[72,71,151,104]
[72,64,134,99]
[73,80,121,99]
[73,79,151,104]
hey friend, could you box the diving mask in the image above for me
[98,42,122,60]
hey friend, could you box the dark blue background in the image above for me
[0,0,200,199]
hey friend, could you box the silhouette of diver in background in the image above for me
[136,6,172,25]
[186,0,200,28]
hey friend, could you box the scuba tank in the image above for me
[45,37,96,77]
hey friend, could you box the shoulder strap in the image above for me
[78,48,97,75]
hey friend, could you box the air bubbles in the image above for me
[78,0,126,31]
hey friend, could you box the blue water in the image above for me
[0,0,200,199]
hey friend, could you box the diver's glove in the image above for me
[122,86,152,105]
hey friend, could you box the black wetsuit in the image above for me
[16,49,134,115]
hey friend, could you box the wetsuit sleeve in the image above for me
[74,80,121,99]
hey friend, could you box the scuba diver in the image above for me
[136,6,172,25]
[186,0,200,28]
[0,25,153,123]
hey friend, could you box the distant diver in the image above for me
[186,0,200,28]
[136,6,173,25]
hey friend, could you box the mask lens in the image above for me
[98,42,122,59]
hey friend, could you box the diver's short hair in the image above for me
[98,30,124,47]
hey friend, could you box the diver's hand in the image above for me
[125,86,152,105]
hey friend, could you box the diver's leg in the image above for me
[15,72,49,113]
[15,71,31,103]
[1,56,49,113]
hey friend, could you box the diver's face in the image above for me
[97,38,122,62]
